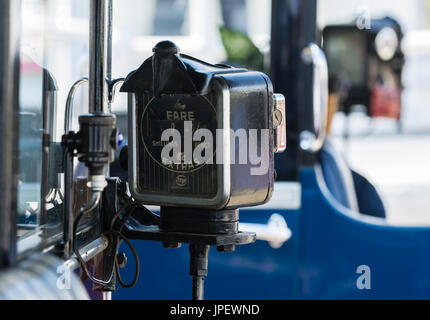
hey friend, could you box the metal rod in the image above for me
[107,0,113,81]
[192,276,205,300]
[89,0,109,113]
[62,78,87,260]
[63,151,74,259]
[106,0,113,112]
[64,77,88,134]
[189,244,210,301]
[106,0,114,112]
[63,236,109,271]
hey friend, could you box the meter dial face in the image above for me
[137,94,218,198]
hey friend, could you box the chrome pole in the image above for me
[107,0,113,81]
[89,0,109,113]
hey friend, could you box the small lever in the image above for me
[239,214,292,249]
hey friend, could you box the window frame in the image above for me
[0,0,22,268]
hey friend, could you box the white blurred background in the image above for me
[318,0,430,224]
[19,0,430,224]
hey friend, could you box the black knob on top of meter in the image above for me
[152,40,180,55]
[152,41,182,96]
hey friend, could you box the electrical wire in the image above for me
[73,192,115,286]
[110,199,140,288]
[73,193,140,289]
[108,230,140,289]
[110,200,132,231]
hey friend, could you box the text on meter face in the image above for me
[137,94,218,198]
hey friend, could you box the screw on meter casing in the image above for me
[121,40,280,210]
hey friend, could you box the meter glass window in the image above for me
[135,94,218,199]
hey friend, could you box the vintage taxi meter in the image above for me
[121,41,286,209]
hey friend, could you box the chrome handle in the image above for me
[300,43,329,153]
[64,77,88,134]
[239,214,292,249]
[65,77,125,135]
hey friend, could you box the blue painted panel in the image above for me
[114,209,300,300]
[299,168,430,299]
[114,167,430,299]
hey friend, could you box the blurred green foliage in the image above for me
[426,0,430,29]
[219,26,264,71]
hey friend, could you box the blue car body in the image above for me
[114,167,430,300]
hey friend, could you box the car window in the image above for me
[17,0,90,253]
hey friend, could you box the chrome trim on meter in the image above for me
[273,94,286,153]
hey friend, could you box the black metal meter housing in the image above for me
[121,41,285,210]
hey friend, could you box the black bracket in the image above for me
[123,217,255,248]
[102,178,256,299]
[122,208,255,300]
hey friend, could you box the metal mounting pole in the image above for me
[189,244,210,300]
[107,0,113,82]
[89,0,109,113]
[192,276,205,300]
